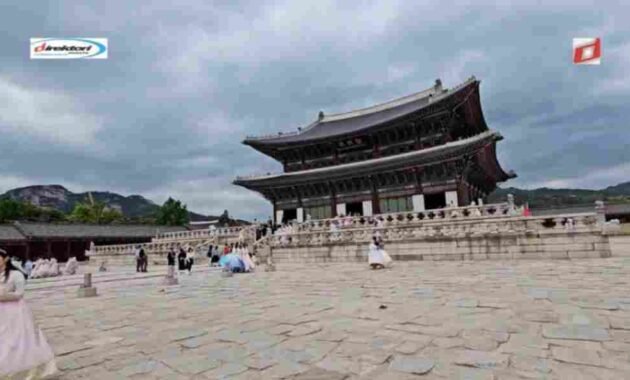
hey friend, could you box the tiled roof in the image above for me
[5,223,187,239]
[236,131,505,187]
[0,225,25,241]
[244,77,477,146]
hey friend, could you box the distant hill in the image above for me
[0,185,248,224]
[488,181,630,209]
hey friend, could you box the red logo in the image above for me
[573,38,601,65]
[34,42,47,52]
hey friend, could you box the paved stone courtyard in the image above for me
[26,258,630,379]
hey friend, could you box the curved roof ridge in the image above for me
[321,86,438,122]
[244,76,478,144]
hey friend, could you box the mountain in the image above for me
[488,181,630,209]
[0,185,245,223]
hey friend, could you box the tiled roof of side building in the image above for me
[0,225,26,241]
[244,77,478,146]
[12,223,187,239]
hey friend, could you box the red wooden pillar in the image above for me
[66,240,72,261]
[46,241,52,259]
[330,181,337,218]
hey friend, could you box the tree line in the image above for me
[0,196,190,226]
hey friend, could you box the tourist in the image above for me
[219,250,245,273]
[177,245,187,275]
[0,249,58,379]
[24,259,33,279]
[240,243,255,272]
[139,246,148,273]
[167,247,176,278]
[186,246,195,275]
[135,245,142,273]
[368,237,393,269]
[211,245,221,266]
[63,257,79,275]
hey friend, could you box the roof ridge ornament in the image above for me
[434,78,443,92]
[318,111,325,121]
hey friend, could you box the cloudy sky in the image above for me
[1,1,628,220]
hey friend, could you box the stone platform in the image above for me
[27,258,630,379]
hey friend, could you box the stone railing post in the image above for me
[78,273,97,298]
[595,200,606,226]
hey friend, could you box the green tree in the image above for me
[0,198,25,222]
[156,197,189,226]
[69,194,122,224]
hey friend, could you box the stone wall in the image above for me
[270,231,611,264]
[609,234,630,257]
[267,212,612,264]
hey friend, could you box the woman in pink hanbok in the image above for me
[0,249,58,379]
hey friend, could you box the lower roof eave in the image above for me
[235,130,503,188]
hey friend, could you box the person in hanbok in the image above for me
[186,246,195,275]
[63,257,79,275]
[239,243,255,272]
[219,250,245,273]
[368,237,393,269]
[0,249,58,379]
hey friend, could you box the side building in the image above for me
[0,222,186,262]
[235,76,516,224]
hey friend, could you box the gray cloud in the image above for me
[0,0,629,220]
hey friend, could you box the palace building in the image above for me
[234,76,516,224]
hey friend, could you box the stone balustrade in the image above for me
[154,226,243,242]
[88,226,248,268]
[268,211,611,263]
[271,212,600,248]
[295,202,513,233]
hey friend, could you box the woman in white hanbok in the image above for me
[0,249,58,379]
[239,243,256,272]
[368,237,393,269]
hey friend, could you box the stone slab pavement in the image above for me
[25,258,630,379]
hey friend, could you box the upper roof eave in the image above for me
[244,76,479,147]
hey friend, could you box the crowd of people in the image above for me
[161,241,258,279]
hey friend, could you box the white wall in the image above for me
[445,191,459,207]
[412,194,425,212]
[336,203,346,216]
[275,210,284,224]
[297,208,304,223]
[362,201,373,216]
